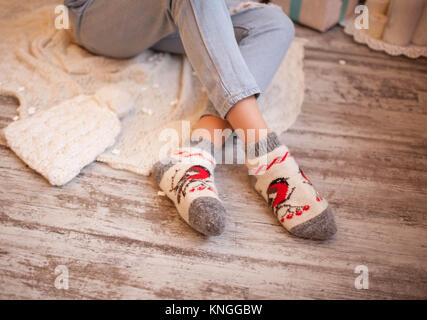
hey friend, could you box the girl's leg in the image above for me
[225,96,269,144]
[192,115,233,149]
[152,3,290,146]
[65,0,176,58]
[161,1,336,239]
[168,1,294,122]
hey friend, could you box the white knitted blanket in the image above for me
[0,0,305,177]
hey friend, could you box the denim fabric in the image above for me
[65,0,295,118]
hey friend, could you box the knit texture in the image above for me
[4,95,121,186]
[0,0,306,178]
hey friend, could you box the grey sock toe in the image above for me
[152,159,177,185]
[188,197,226,236]
[289,207,337,240]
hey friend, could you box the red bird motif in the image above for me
[267,176,311,221]
[267,177,292,209]
[172,165,214,203]
[185,165,210,181]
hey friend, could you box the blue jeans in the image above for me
[65,0,295,118]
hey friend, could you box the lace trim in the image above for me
[342,19,427,59]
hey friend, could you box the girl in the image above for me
[65,0,336,240]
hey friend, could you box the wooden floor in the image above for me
[1,26,426,300]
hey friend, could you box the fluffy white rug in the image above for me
[0,0,305,177]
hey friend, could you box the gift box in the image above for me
[271,0,360,32]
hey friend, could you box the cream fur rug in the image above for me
[0,0,305,177]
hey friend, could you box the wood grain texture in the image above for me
[1,26,427,300]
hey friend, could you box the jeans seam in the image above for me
[187,0,232,97]
[220,86,261,118]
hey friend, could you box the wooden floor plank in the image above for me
[1,25,427,299]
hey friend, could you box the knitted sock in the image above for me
[152,139,226,236]
[247,132,337,240]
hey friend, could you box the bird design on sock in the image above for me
[152,143,226,236]
[248,133,337,240]
[267,177,293,208]
[170,165,216,204]
[267,176,312,222]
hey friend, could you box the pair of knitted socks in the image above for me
[152,132,336,240]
